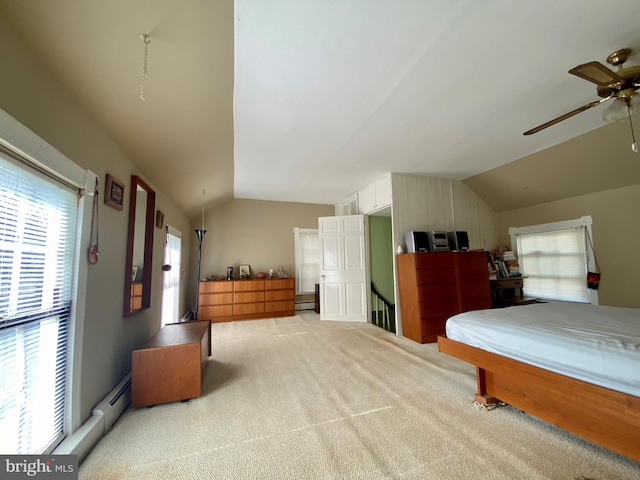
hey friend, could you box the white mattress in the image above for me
[445,302,640,397]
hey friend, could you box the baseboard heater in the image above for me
[54,372,131,463]
[295,301,315,311]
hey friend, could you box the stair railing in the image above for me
[370,282,395,333]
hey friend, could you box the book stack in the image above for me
[491,250,522,278]
[503,250,522,277]
[488,262,498,280]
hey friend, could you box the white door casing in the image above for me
[318,215,368,322]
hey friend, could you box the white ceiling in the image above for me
[2,1,640,217]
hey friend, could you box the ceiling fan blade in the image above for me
[523,95,614,136]
[569,61,624,87]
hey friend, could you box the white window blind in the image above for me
[294,228,319,294]
[513,224,589,303]
[0,152,77,454]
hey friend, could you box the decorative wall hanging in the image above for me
[104,174,125,210]
[586,229,601,290]
[88,177,100,264]
[155,210,164,229]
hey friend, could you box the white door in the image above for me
[318,215,368,322]
[161,226,182,326]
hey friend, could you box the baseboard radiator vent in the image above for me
[54,372,132,463]
[94,372,132,433]
[295,301,315,311]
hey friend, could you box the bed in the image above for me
[437,302,640,463]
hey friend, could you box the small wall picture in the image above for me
[131,265,140,282]
[155,210,164,229]
[239,264,251,279]
[104,174,125,210]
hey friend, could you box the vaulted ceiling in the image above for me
[1,0,640,217]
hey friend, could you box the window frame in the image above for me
[0,107,94,448]
[509,216,598,305]
[293,227,320,295]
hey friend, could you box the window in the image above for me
[0,107,92,455]
[0,151,79,453]
[509,216,597,304]
[161,226,182,327]
[293,228,319,294]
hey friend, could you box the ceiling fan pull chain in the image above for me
[140,34,150,101]
[627,101,638,153]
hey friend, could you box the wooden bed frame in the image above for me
[437,335,640,463]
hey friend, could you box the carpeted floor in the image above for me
[79,313,640,479]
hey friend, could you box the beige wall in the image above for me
[0,18,192,423]
[187,198,334,306]
[495,184,640,308]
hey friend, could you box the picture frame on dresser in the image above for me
[131,265,139,282]
[239,264,251,279]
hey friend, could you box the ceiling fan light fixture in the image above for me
[601,95,639,122]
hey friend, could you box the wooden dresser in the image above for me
[199,278,295,322]
[130,282,143,310]
[396,251,491,343]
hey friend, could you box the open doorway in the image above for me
[161,225,182,326]
[368,210,395,333]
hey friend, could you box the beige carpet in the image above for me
[79,313,640,479]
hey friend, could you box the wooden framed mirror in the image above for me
[124,175,156,316]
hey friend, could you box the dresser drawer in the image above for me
[418,284,457,301]
[199,305,233,318]
[265,300,294,313]
[131,296,142,310]
[415,252,453,269]
[266,290,295,301]
[419,300,458,318]
[234,280,265,292]
[492,279,523,290]
[200,293,233,306]
[234,291,265,304]
[266,278,295,290]
[417,268,455,285]
[233,302,265,315]
[421,316,449,337]
[200,281,233,293]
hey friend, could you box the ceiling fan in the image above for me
[523,48,640,151]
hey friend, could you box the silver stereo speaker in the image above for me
[404,231,429,253]
[447,231,469,251]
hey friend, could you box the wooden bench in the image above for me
[131,320,211,408]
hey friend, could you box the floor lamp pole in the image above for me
[194,229,207,320]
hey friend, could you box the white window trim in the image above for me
[0,107,94,437]
[509,215,598,305]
